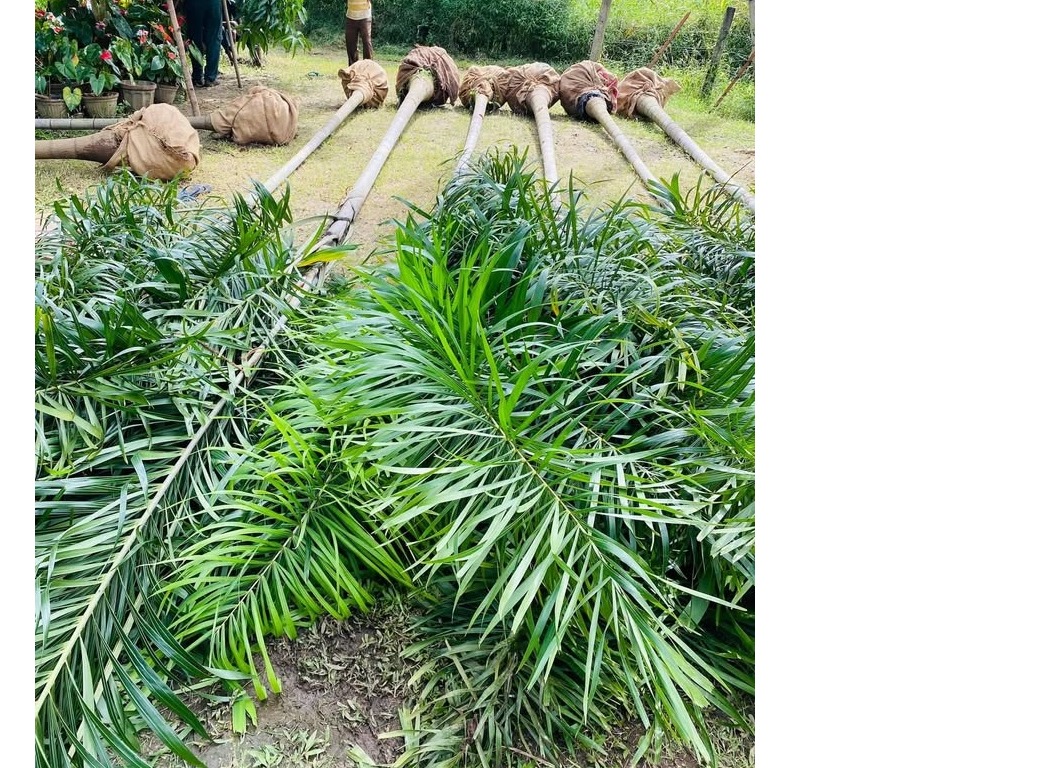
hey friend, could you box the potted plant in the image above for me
[81,43,123,118]
[111,28,162,110]
[35,7,71,116]
[148,42,185,104]
[35,67,69,120]
[50,38,96,115]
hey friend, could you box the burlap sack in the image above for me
[338,59,389,107]
[395,46,460,106]
[458,65,509,110]
[209,85,299,146]
[559,60,619,119]
[102,103,200,180]
[502,62,560,116]
[616,68,681,118]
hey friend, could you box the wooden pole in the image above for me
[647,11,691,69]
[701,5,735,99]
[165,0,201,116]
[589,0,614,61]
[748,0,755,45]
[220,0,242,89]
[712,47,754,109]
[36,116,214,130]
[455,92,489,175]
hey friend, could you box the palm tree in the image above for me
[34,103,200,180]
[188,150,756,767]
[34,172,320,767]
[455,65,509,175]
[559,60,658,189]
[618,67,755,213]
[260,61,389,194]
[318,45,460,251]
[502,62,562,191]
[36,87,301,148]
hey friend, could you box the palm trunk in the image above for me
[527,86,559,188]
[584,96,657,189]
[455,92,489,175]
[36,116,214,131]
[261,90,367,194]
[35,131,121,163]
[527,87,562,210]
[321,71,436,250]
[636,95,755,213]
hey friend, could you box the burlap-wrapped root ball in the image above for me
[395,45,460,106]
[209,85,299,146]
[616,68,681,118]
[338,59,390,107]
[458,65,510,111]
[559,60,619,119]
[102,103,200,180]
[502,62,561,116]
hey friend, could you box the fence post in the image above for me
[647,11,692,69]
[590,0,614,61]
[701,5,736,99]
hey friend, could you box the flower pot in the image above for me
[49,81,89,98]
[120,80,157,112]
[83,91,120,119]
[36,93,69,119]
[154,83,179,105]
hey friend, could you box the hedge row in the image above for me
[301,0,753,74]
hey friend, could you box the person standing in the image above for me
[185,0,222,87]
[345,0,373,65]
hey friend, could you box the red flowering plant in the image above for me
[34,9,67,93]
[110,27,163,83]
[82,43,122,95]
[149,42,186,85]
[137,20,187,85]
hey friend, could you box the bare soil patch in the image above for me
[154,598,754,768]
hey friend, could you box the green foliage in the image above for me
[304,0,753,73]
[111,34,164,81]
[304,0,592,60]
[168,150,755,766]
[82,43,122,94]
[368,152,754,766]
[35,150,754,767]
[51,38,94,84]
[237,0,311,58]
[34,172,315,768]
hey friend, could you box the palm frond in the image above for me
[223,150,756,765]
[35,172,315,768]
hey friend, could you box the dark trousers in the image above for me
[186,0,222,84]
[345,17,373,64]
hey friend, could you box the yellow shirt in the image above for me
[346,0,371,20]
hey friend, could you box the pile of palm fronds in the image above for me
[34,171,323,768]
[35,154,754,768]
